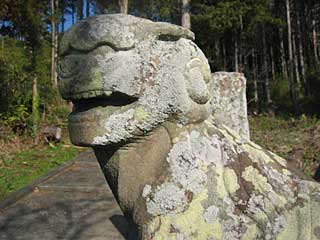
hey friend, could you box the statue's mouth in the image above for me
[72,92,138,113]
[67,91,139,146]
[69,91,138,124]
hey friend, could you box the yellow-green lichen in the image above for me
[174,189,223,240]
[216,168,228,198]
[282,169,292,176]
[241,224,260,240]
[149,189,223,240]
[242,141,287,167]
[224,168,240,195]
[148,217,177,240]
[134,107,149,121]
[266,150,287,167]
[242,143,272,164]
[242,166,271,192]
[276,203,311,240]
[311,198,320,240]
[216,167,239,198]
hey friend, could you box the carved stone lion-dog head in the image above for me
[58,14,212,147]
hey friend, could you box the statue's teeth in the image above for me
[103,90,112,96]
[93,90,99,97]
[83,92,90,99]
[87,91,96,98]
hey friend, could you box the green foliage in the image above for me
[193,0,249,32]
[0,38,29,110]
[0,143,83,200]
[0,36,58,134]
[0,38,31,132]
[303,146,320,176]
[35,41,57,106]
[47,105,70,126]
[191,0,282,69]
[306,68,320,104]
[269,76,291,110]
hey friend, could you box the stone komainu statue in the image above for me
[58,14,320,240]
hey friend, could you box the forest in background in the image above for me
[0,0,320,138]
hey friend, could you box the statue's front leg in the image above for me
[93,126,172,236]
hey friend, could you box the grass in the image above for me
[0,141,84,200]
[249,114,320,176]
[0,104,86,200]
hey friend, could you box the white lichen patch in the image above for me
[166,131,209,195]
[146,182,188,216]
[142,184,152,198]
[204,205,220,224]
[92,109,135,144]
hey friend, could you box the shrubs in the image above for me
[0,37,64,136]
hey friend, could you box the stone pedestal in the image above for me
[211,72,250,140]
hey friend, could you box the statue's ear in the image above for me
[184,58,212,105]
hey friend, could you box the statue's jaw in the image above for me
[68,93,138,147]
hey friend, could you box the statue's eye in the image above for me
[59,54,85,78]
[157,34,181,42]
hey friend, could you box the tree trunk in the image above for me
[286,0,298,113]
[55,0,59,87]
[72,1,75,24]
[51,0,57,87]
[214,39,220,70]
[297,14,306,91]
[312,17,319,66]
[262,26,271,105]
[222,40,227,71]
[270,47,276,83]
[292,31,301,96]
[77,0,84,21]
[181,0,191,29]
[1,36,4,56]
[234,35,239,72]
[239,14,243,70]
[61,5,65,32]
[119,0,128,14]
[86,0,90,17]
[32,76,40,139]
[279,27,288,80]
[252,48,259,109]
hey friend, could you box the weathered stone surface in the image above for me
[59,14,320,240]
[210,72,250,140]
